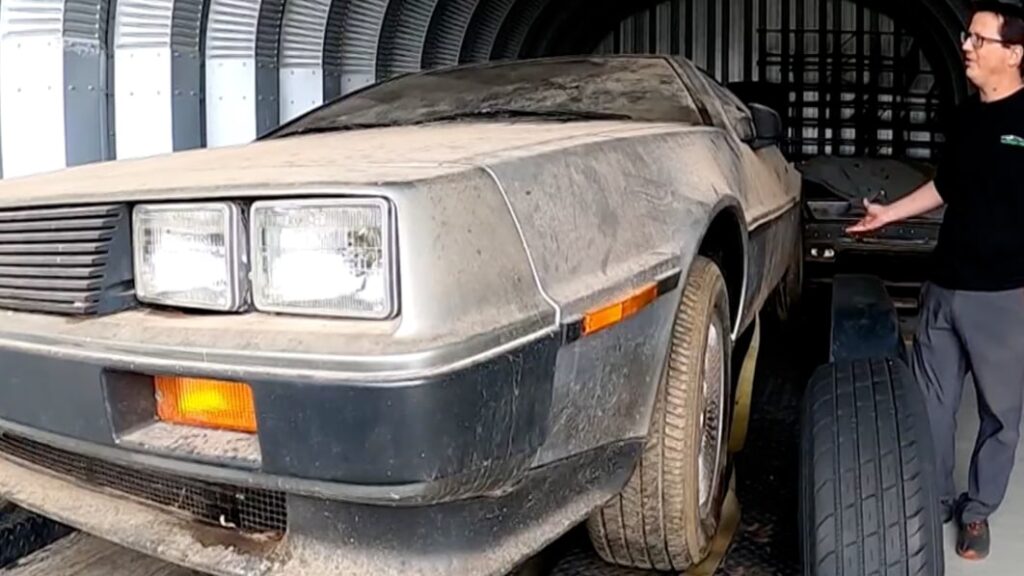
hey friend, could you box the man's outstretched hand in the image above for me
[846,198,891,234]
[845,180,944,235]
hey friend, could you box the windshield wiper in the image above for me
[267,122,394,139]
[418,108,632,123]
[267,108,631,140]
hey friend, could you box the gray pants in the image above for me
[911,282,1024,523]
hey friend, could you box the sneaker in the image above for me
[957,519,990,560]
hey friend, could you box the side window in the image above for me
[706,77,752,122]
[672,58,753,140]
[699,72,755,142]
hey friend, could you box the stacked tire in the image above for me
[799,358,945,576]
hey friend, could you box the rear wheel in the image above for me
[586,255,733,571]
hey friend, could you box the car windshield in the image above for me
[266,56,706,138]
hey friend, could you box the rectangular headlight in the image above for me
[132,203,246,311]
[251,198,395,318]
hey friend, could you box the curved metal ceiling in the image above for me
[0,0,973,178]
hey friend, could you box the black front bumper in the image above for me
[0,430,639,576]
[0,329,559,503]
[0,328,645,575]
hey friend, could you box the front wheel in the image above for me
[586,255,733,571]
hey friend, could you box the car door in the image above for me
[671,57,802,322]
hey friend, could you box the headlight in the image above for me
[132,203,246,311]
[250,198,396,318]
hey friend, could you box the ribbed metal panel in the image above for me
[338,0,387,93]
[278,0,331,120]
[114,0,173,49]
[0,0,976,179]
[256,0,284,63]
[1,0,64,38]
[459,0,515,62]
[492,0,550,59]
[0,0,112,178]
[377,0,439,79]
[0,204,133,316]
[170,0,203,52]
[114,0,203,158]
[323,0,347,70]
[0,0,62,179]
[421,0,476,68]
[322,0,347,96]
[205,0,282,146]
[64,0,109,42]
[279,0,331,67]
[256,0,284,132]
[206,0,261,59]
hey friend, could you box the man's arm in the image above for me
[846,180,945,234]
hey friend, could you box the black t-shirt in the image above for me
[931,86,1024,291]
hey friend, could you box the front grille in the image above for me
[0,204,134,315]
[0,433,287,535]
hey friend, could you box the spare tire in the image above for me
[800,358,944,576]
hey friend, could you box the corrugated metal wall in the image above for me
[0,0,966,180]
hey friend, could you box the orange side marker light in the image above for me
[582,283,659,336]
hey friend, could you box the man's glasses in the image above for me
[962,30,1011,48]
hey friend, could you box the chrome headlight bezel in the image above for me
[248,197,399,320]
[131,201,248,312]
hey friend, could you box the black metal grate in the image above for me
[0,433,287,535]
[596,0,952,162]
[0,204,134,316]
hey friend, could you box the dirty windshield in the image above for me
[267,56,705,138]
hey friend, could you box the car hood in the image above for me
[0,120,681,208]
[798,155,944,220]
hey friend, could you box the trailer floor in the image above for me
[2,302,1024,575]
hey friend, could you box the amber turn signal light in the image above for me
[582,283,659,336]
[155,376,258,433]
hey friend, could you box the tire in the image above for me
[586,255,733,571]
[800,358,945,576]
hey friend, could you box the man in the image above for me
[847,0,1024,561]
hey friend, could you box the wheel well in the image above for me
[698,210,745,330]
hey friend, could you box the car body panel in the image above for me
[0,54,802,576]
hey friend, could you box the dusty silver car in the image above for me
[0,54,800,575]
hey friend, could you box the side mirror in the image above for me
[746,103,783,150]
